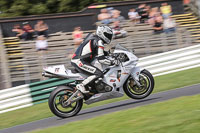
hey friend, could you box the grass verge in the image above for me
[0,67,200,129]
[30,94,200,133]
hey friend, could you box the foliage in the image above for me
[0,0,123,17]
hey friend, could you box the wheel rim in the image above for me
[53,89,80,115]
[127,73,151,96]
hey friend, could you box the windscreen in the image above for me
[115,44,129,51]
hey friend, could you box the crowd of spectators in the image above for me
[98,8,125,25]
[128,3,176,34]
[12,20,49,53]
[12,20,48,41]
[98,7,127,39]
[11,2,176,50]
[97,2,176,35]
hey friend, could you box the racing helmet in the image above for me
[96,26,113,44]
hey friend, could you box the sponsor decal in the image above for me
[118,78,120,82]
[110,79,116,82]
[109,75,115,78]
[79,62,83,67]
[117,70,121,82]
[122,73,128,75]
[82,65,96,73]
[55,68,60,73]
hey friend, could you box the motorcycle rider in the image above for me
[71,26,118,93]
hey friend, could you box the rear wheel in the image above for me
[48,86,83,118]
[123,69,154,99]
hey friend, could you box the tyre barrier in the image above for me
[0,44,200,114]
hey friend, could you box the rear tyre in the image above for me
[48,86,83,118]
[123,69,154,99]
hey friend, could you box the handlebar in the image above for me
[109,53,122,66]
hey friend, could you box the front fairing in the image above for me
[102,44,139,88]
[113,44,138,67]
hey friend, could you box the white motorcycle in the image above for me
[43,44,154,118]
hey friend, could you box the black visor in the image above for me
[104,32,113,41]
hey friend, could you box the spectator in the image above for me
[153,17,163,34]
[12,24,26,39]
[22,22,34,40]
[35,35,48,68]
[128,8,141,24]
[98,9,112,25]
[160,3,172,19]
[184,0,190,4]
[137,4,148,23]
[163,16,176,34]
[112,21,127,39]
[34,20,48,38]
[111,9,125,23]
[35,35,48,51]
[145,5,151,15]
[72,26,83,46]
[148,7,159,25]
[106,7,114,15]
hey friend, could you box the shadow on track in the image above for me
[80,97,161,115]
[56,97,161,120]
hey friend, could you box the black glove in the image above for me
[104,51,109,56]
[111,59,120,66]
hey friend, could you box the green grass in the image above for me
[0,67,200,129]
[30,94,200,133]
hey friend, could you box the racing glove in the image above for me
[111,59,120,66]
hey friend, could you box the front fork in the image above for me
[131,66,142,87]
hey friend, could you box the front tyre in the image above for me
[48,86,83,118]
[123,69,154,99]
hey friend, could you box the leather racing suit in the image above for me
[71,33,112,90]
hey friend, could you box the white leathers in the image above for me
[81,40,92,56]
[97,40,112,65]
[71,27,114,94]
[82,75,97,85]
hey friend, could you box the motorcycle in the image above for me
[42,44,154,118]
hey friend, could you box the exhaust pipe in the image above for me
[42,72,58,78]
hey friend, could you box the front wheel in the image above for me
[123,69,154,99]
[48,86,83,118]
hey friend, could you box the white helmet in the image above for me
[96,26,113,44]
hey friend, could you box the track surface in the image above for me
[1,84,200,133]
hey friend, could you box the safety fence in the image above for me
[0,78,75,114]
[0,44,200,114]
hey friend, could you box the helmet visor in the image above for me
[104,32,113,43]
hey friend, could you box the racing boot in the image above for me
[76,83,89,94]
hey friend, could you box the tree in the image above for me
[8,0,31,16]
[46,0,60,13]
[58,0,82,12]
[29,3,49,15]
[0,0,124,17]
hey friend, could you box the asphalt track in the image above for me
[1,84,200,133]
